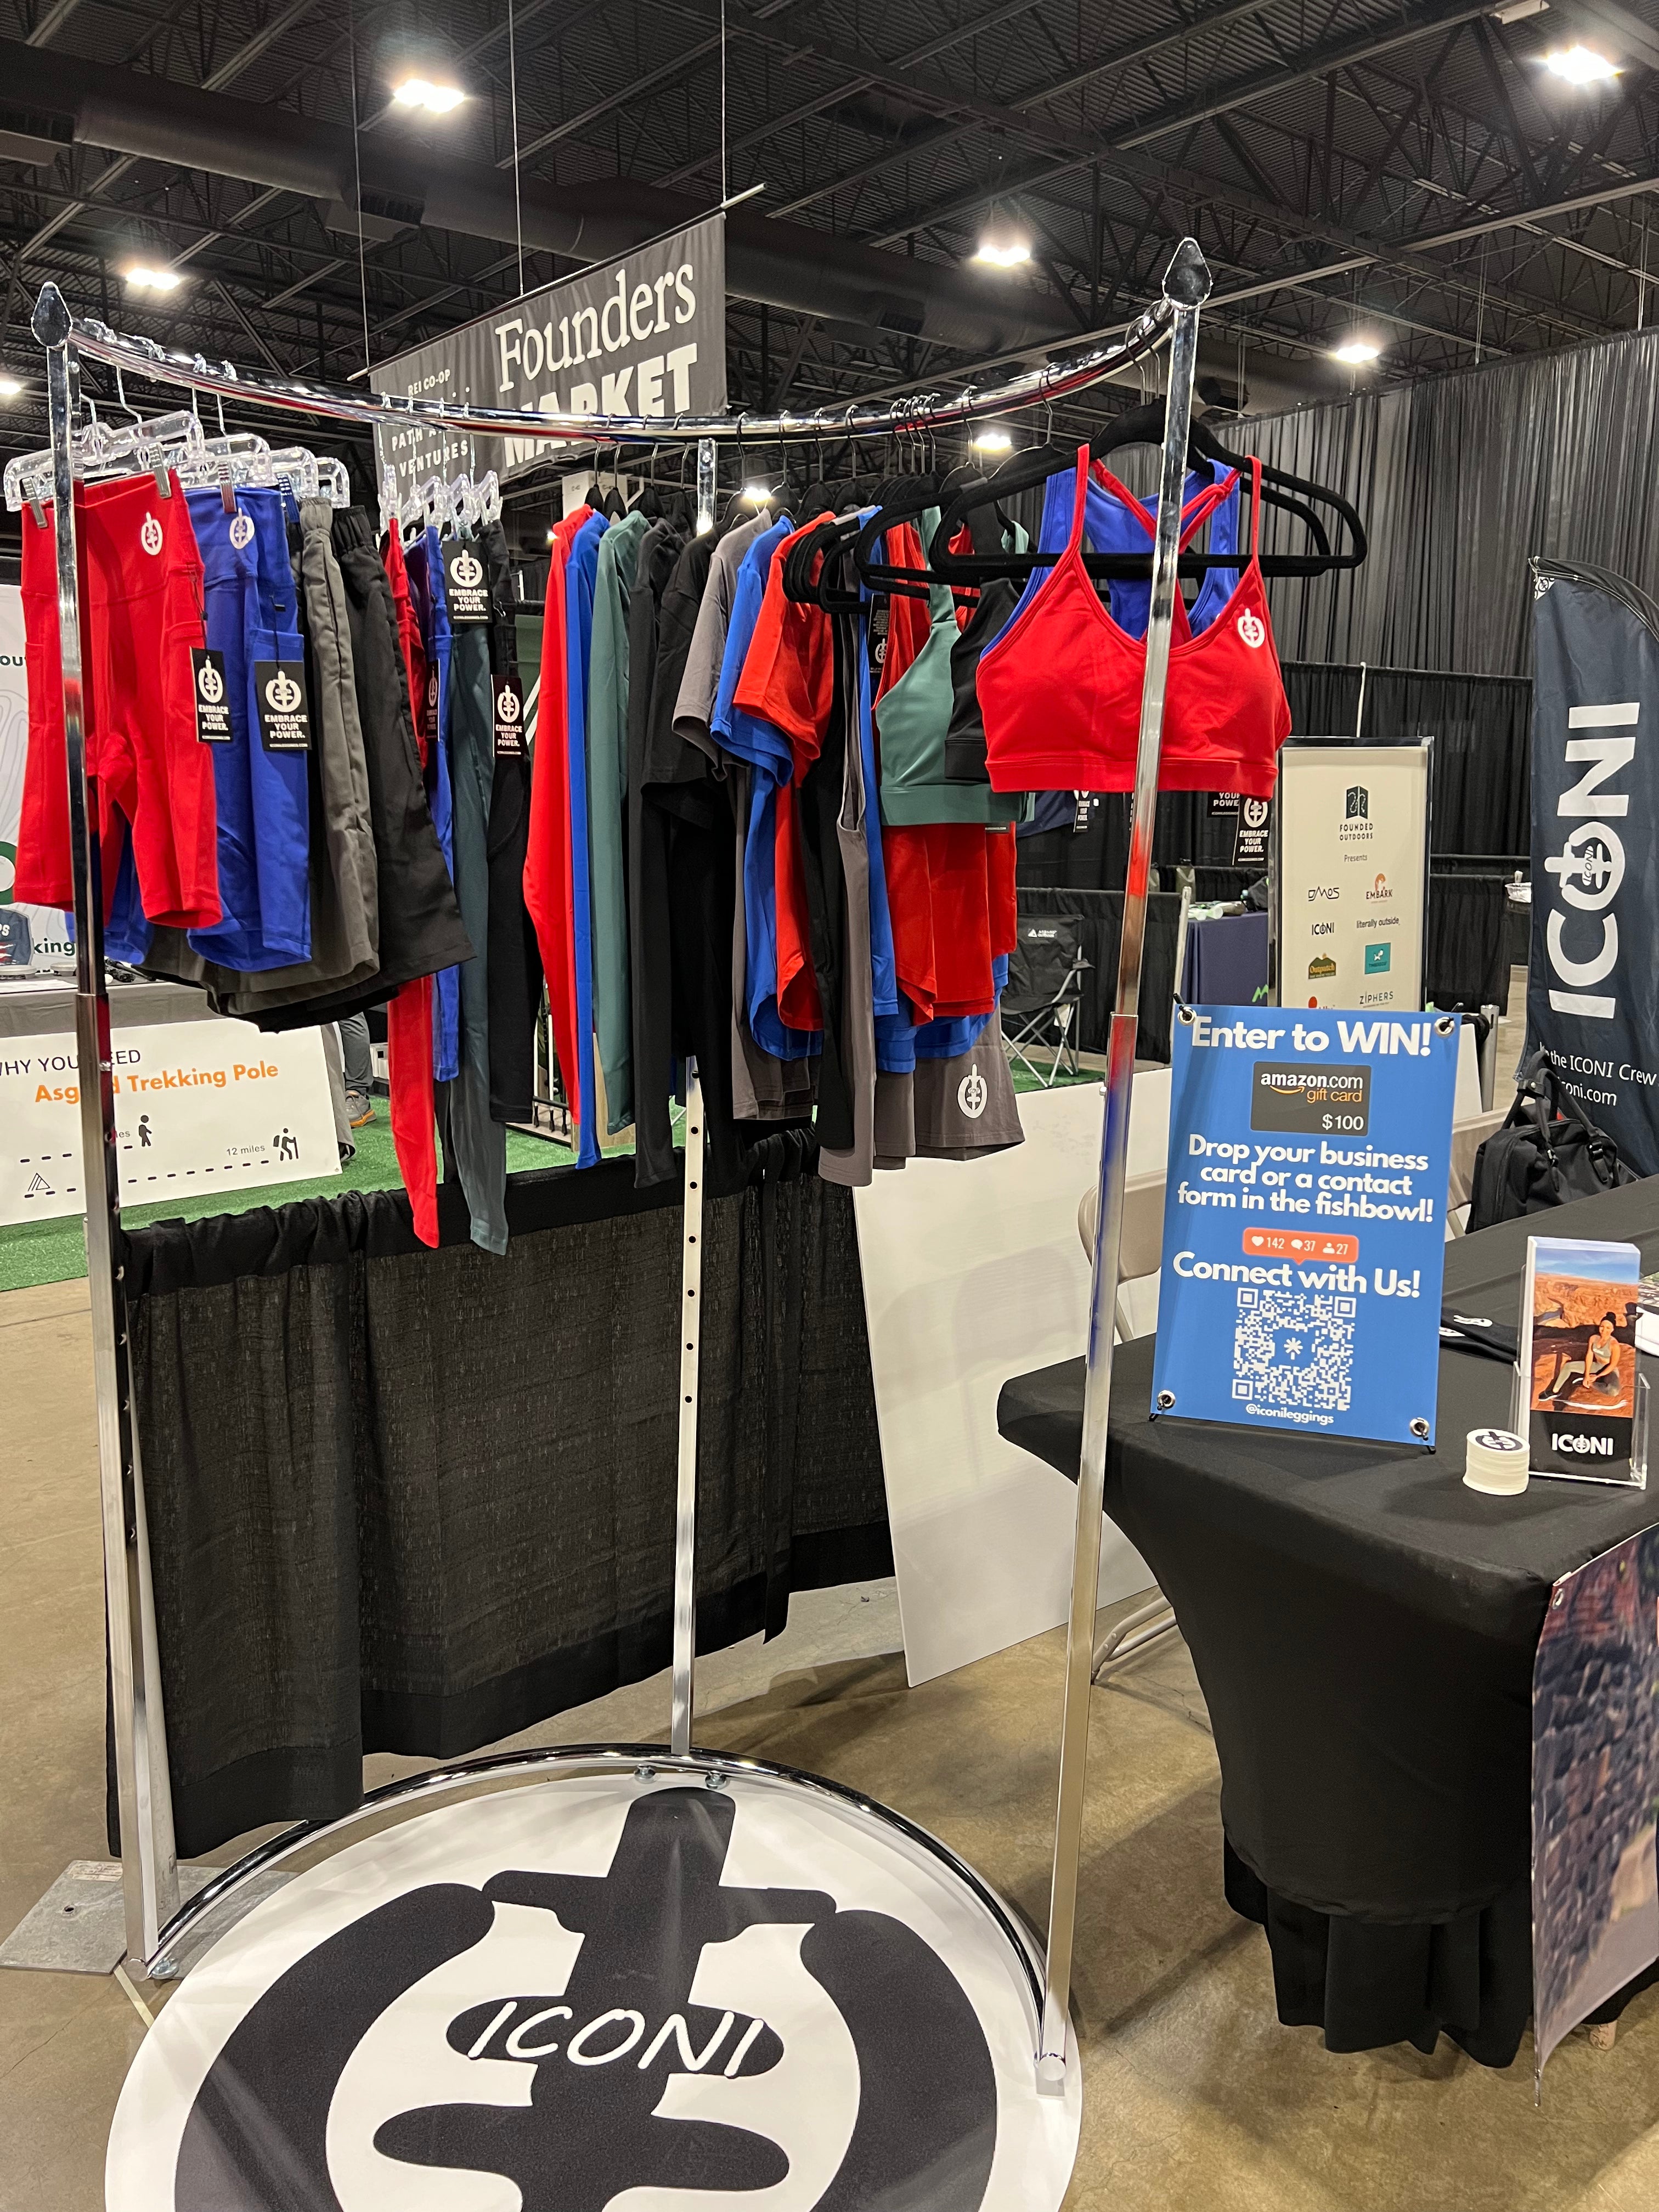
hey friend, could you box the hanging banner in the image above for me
[1150,1003,1458,1446]
[0,580,73,969]
[1276,740,1429,1013]
[0,1018,338,1226]
[1528,558,1659,1176]
[1532,1527,1659,2082]
[375,215,727,504]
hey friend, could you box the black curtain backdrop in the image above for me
[1200,321,1659,679]
[1015,660,1529,887]
[120,1146,892,1857]
[1012,885,1182,1059]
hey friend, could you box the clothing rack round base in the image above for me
[108,1745,1081,2210]
[26,238,1209,2192]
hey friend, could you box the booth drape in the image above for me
[1278,663,1531,861]
[1217,323,1659,679]
[120,1149,892,1857]
[1009,885,1181,1059]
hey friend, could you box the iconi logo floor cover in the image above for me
[106,1770,1081,2210]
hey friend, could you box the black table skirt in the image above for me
[997,1180,1659,2064]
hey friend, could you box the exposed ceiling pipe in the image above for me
[0,38,1074,356]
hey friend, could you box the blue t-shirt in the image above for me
[0,907,32,967]
[424,525,461,1084]
[565,510,608,1167]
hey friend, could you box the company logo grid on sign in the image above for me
[374,216,727,505]
[106,1774,1080,2211]
[1277,742,1428,1013]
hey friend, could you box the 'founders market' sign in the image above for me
[374,213,727,501]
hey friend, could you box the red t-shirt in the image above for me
[733,515,838,1031]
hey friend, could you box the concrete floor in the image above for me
[4,1271,1658,2211]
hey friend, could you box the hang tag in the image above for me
[493,673,526,759]
[252,658,312,751]
[444,540,490,624]
[1071,791,1091,834]
[1208,790,1240,817]
[1233,794,1271,867]
[191,648,233,743]
[422,667,441,750]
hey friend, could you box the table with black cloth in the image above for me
[997,1180,1659,2067]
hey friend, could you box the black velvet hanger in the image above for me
[929,403,1364,583]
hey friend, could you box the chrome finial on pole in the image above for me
[669,1061,707,1756]
[32,280,180,1967]
[1036,237,1212,2093]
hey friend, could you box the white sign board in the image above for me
[853,1082,1155,1687]
[0,1018,338,1225]
[1277,740,1430,1013]
[0,580,74,969]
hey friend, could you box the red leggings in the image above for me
[17,475,218,927]
[381,519,439,1246]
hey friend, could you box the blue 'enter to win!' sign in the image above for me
[1150,1006,1459,1447]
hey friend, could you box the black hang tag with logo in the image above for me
[493,673,527,759]
[252,658,312,751]
[444,540,491,625]
[1234,794,1271,866]
[1072,790,1092,834]
[191,648,233,743]
[422,667,441,752]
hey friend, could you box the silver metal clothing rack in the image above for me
[28,239,1210,2096]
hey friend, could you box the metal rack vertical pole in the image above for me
[33,282,179,1967]
[1036,238,1211,2090]
[669,1062,706,1755]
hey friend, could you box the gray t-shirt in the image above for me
[671,509,775,760]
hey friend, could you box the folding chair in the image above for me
[1002,912,1091,1085]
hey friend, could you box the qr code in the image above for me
[1232,1288,1356,1412]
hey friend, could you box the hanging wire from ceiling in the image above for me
[507,0,526,301]
[1474,236,1488,367]
[346,0,371,379]
[719,0,730,209]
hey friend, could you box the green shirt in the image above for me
[588,509,648,1129]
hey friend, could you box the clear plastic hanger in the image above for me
[4,393,205,515]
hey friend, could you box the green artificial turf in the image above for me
[0,1060,1094,1293]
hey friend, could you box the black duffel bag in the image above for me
[1468,1051,1638,1232]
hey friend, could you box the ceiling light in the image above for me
[393,77,465,114]
[972,426,1013,452]
[1544,44,1620,84]
[125,264,181,291]
[1331,338,1382,365]
[0,376,22,399]
[1490,0,1547,20]
[973,235,1031,270]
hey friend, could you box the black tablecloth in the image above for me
[997,1180,1659,2063]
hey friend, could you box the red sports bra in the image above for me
[977,444,1291,798]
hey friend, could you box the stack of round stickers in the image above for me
[1463,1427,1529,1495]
